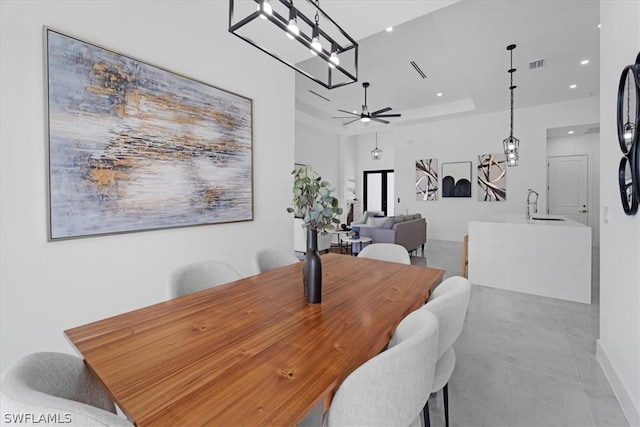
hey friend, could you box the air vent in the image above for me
[308,90,331,102]
[585,127,600,134]
[410,61,427,79]
[529,59,545,70]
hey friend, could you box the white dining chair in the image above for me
[357,243,411,264]
[423,275,471,427]
[256,248,300,273]
[0,352,132,426]
[326,307,439,426]
[167,260,241,299]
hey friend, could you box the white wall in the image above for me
[0,1,295,372]
[547,132,601,246]
[597,1,640,424]
[294,121,340,195]
[392,97,599,241]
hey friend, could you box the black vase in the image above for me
[303,229,322,304]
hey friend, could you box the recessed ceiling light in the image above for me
[568,130,575,134]
[580,59,589,65]
[437,92,443,97]
[570,84,577,89]
[353,110,358,114]
[386,27,393,32]
[598,24,601,28]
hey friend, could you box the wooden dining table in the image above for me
[65,253,445,426]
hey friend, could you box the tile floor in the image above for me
[414,240,629,427]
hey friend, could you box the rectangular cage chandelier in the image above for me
[229,0,358,89]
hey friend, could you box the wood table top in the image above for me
[65,253,444,426]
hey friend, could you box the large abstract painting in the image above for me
[416,159,438,201]
[477,153,507,201]
[46,29,253,240]
[442,161,471,198]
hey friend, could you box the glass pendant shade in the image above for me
[503,135,519,156]
[507,153,519,167]
[371,133,382,159]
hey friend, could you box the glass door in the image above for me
[363,170,395,216]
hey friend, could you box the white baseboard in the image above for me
[596,339,640,426]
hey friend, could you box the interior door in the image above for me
[547,155,588,225]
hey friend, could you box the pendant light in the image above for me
[371,133,382,160]
[286,5,299,39]
[229,0,358,89]
[503,44,519,167]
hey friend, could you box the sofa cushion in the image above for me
[366,216,388,228]
[382,217,396,229]
[394,215,406,223]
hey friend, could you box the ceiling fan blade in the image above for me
[342,118,361,126]
[371,118,390,124]
[332,116,358,119]
[370,107,392,115]
[374,113,402,118]
[337,109,359,116]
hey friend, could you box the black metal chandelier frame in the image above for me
[229,0,359,90]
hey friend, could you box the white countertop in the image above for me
[472,214,588,228]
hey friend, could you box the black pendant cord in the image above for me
[508,44,516,138]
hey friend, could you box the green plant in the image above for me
[287,165,343,231]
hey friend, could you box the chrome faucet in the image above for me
[526,189,539,221]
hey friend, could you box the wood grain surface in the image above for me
[65,253,444,426]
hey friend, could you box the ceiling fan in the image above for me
[333,82,401,125]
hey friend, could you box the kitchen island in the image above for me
[468,214,591,304]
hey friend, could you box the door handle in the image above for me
[579,205,588,213]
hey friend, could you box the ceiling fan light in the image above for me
[361,116,371,123]
[257,0,272,19]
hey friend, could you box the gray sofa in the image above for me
[357,213,427,255]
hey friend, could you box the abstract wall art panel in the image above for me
[45,29,253,240]
[477,153,507,201]
[416,159,438,201]
[441,161,471,198]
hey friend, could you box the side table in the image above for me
[341,236,372,256]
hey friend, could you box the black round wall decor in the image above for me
[616,53,640,215]
[618,155,638,215]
